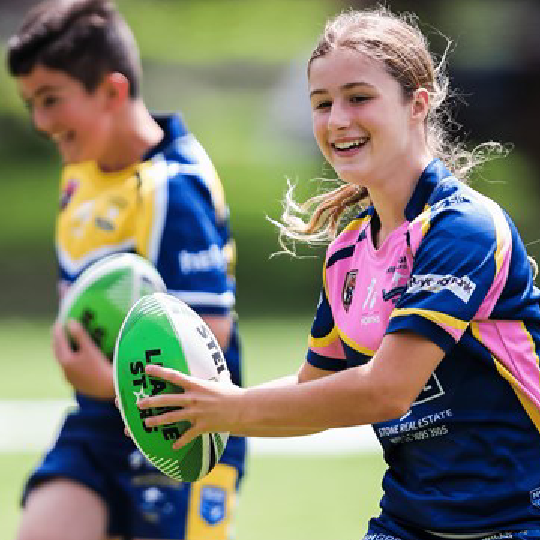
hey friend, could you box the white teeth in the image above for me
[51,131,73,143]
[332,137,368,150]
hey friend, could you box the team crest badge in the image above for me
[342,270,358,312]
[199,486,226,525]
[60,178,79,210]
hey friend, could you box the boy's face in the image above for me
[17,64,113,164]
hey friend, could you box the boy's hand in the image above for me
[52,319,116,399]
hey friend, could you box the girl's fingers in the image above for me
[138,393,191,409]
[144,408,189,428]
[145,364,192,386]
[172,427,199,450]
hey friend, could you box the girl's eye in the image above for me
[313,100,332,110]
[350,95,369,104]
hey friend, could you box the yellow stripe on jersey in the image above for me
[390,307,468,332]
[469,320,482,343]
[522,320,540,374]
[489,201,510,276]
[471,321,540,433]
[472,191,511,276]
[494,357,540,433]
[410,204,431,239]
[337,328,375,357]
[421,203,431,236]
[186,463,238,540]
[309,326,340,348]
[223,239,237,277]
[342,215,371,234]
[134,158,167,260]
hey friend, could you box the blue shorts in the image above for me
[23,410,246,540]
[364,514,540,540]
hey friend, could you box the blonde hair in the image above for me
[276,6,503,251]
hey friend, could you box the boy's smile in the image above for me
[17,64,111,164]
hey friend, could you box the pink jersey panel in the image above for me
[474,196,513,319]
[475,320,540,408]
[324,220,412,356]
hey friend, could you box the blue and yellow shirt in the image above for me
[56,115,242,445]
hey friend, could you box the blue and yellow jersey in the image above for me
[308,159,540,532]
[56,115,242,433]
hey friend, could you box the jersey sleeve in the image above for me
[307,274,347,371]
[387,193,512,352]
[136,158,233,317]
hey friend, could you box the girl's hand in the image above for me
[137,364,244,450]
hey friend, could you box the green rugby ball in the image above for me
[58,253,166,360]
[113,292,231,482]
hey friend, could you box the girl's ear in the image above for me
[411,87,430,122]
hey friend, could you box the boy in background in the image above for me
[7,1,246,538]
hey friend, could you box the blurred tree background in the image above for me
[0,0,539,319]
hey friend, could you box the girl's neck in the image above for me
[369,152,433,248]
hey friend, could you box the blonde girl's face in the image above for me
[309,47,419,187]
[17,64,113,164]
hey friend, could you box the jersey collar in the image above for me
[143,114,189,161]
[404,158,453,221]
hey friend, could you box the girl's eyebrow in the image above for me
[309,81,374,98]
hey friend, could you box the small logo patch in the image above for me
[200,486,226,525]
[60,178,79,210]
[412,373,445,406]
[342,270,358,312]
[530,486,540,508]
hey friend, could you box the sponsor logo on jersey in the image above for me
[179,244,226,274]
[363,277,377,310]
[412,372,445,406]
[94,199,126,232]
[407,273,476,303]
[342,270,358,312]
[382,286,407,303]
[431,193,470,212]
[199,486,226,525]
[59,178,79,210]
[382,258,410,304]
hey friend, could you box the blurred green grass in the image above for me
[0,315,385,540]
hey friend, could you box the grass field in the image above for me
[0,315,386,540]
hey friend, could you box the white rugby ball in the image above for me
[113,292,230,482]
[58,253,166,360]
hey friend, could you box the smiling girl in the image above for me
[135,7,540,539]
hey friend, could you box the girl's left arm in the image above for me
[138,330,445,448]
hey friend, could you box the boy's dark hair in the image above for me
[7,0,141,98]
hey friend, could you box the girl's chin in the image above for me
[333,164,369,185]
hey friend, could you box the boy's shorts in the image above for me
[23,412,246,540]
